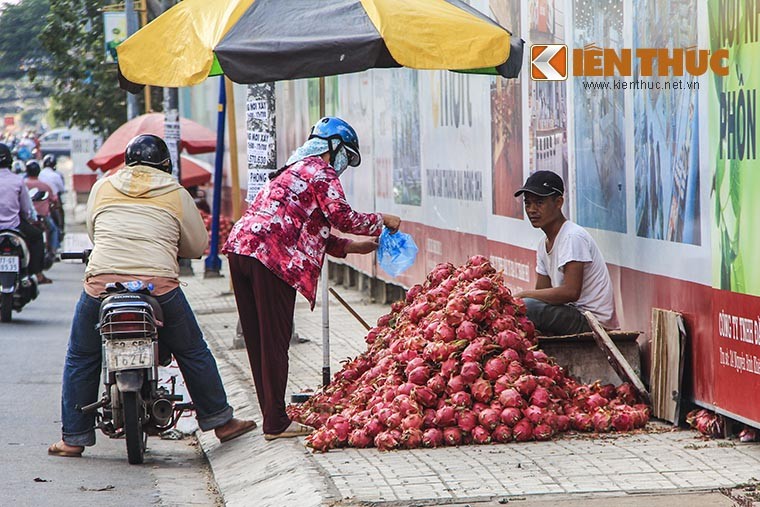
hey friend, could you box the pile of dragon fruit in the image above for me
[686,408,758,442]
[288,256,651,452]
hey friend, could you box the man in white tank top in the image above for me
[513,171,619,335]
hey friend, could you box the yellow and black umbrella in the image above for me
[116,0,523,388]
[117,0,523,90]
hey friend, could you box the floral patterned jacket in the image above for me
[223,156,383,308]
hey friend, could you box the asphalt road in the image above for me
[0,258,219,506]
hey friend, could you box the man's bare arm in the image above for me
[535,274,552,290]
[514,262,585,304]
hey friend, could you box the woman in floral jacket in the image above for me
[223,117,401,440]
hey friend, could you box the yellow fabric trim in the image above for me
[360,0,510,70]
[92,182,183,220]
[117,0,255,87]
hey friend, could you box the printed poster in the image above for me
[530,0,570,215]
[572,0,626,232]
[709,0,760,293]
[103,12,127,64]
[634,0,701,244]
[490,0,524,219]
[391,69,422,206]
[246,83,276,202]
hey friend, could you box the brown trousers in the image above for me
[228,253,296,434]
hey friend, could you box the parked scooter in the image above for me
[0,230,39,322]
[61,251,193,464]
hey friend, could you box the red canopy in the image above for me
[177,155,213,187]
[105,154,213,188]
[87,113,217,171]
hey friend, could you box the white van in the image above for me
[39,128,72,157]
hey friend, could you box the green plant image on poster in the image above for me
[709,0,760,293]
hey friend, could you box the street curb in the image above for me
[196,316,341,507]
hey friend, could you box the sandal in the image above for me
[48,441,83,458]
[218,419,257,443]
[264,422,313,441]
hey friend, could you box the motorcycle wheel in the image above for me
[123,391,146,464]
[1,293,12,322]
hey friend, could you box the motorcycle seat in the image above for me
[0,229,30,266]
[0,228,25,239]
[99,293,164,326]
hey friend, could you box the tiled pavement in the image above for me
[182,259,760,507]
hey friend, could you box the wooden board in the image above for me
[650,308,686,424]
[583,311,652,405]
[675,316,687,424]
[538,331,642,343]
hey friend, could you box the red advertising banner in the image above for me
[712,290,760,422]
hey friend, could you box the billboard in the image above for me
[103,12,127,64]
[263,0,760,429]
[708,0,760,421]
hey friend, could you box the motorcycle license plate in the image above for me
[0,256,19,272]
[105,339,154,371]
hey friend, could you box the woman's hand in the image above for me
[382,213,402,233]
[346,239,378,255]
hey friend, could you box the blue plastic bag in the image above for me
[377,227,418,277]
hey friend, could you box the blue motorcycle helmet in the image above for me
[308,117,361,167]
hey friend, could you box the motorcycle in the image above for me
[50,195,65,241]
[0,229,39,323]
[29,189,57,271]
[62,251,193,464]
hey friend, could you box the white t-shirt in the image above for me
[536,221,619,329]
[39,167,65,196]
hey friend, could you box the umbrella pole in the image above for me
[138,6,151,113]
[224,78,241,293]
[320,77,331,388]
[225,77,242,222]
[204,76,226,276]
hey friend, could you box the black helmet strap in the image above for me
[327,137,343,166]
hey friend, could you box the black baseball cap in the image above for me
[514,170,565,197]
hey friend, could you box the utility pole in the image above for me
[137,1,151,112]
[124,0,140,120]
[162,88,181,182]
[159,0,190,275]
[163,84,190,275]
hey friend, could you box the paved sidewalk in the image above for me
[183,259,760,507]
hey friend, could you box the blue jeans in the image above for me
[45,215,60,252]
[61,289,233,446]
[523,297,591,336]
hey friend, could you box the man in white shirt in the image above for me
[39,154,65,197]
[513,171,618,335]
[39,154,66,237]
